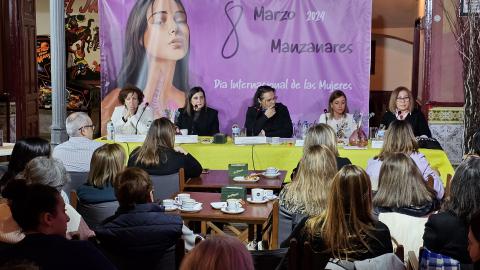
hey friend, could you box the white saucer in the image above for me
[210,202,227,210]
[221,207,245,214]
[262,172,281,178]
[232,176,260,182]
[266,195,278,201]
[164,205,178,211]
[247,197,269,204]
[180,205,202,213]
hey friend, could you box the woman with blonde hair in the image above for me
[291,124,351,179]
[374,152,437,216]
[366,120,444,199]
[128,117,202,179]
[282,165,393,261]
[77,143,126,205]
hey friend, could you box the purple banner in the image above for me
[99,0,371,134]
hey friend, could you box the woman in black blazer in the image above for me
[175,87,219,136]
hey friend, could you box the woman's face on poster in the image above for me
[143,0,190,61]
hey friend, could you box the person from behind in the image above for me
[290,124,351,179]
[282,165,393,261]
[175,86,219,136]
[470,130,480,156]
[128,118,202,179]
[0,137,50,192]
[366,120,444,199]
[381,86,432,137]
[244,85,293,137]
[95,167,183,269]
[52,112,104,172]
[423,156,480,264]
[0,182,116,270]
[468,211,480,269]
[180,235,254,270]
[110,85,153,135]
[318,90,357,140]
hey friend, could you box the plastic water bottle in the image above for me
[107,120,115,141]
[232,123,240,140]
[301,121,309,139]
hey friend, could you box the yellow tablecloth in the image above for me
[97,138,454,184]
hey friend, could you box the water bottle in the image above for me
[232,123,240,140]
[301,121,309,139]
[107,120,115,141]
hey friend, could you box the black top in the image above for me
[281,216,393,261]
[423,211,471,264]
[128,147,202,179]
[381,109,432,137]
[176,107,219,136]
[0,233,116,270]
[245,103,293,138]
[290,156,351,180]
[374,200,436,218]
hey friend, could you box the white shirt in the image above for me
[111,104,153,135]
[318,113,357,139]
[52,137,104,172]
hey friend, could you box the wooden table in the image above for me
[184,170,286,193]
[169,192,279,249]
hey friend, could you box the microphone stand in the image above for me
[135,103,149,135]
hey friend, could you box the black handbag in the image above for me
[416,137,443,150]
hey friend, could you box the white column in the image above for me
[50,0,68,145]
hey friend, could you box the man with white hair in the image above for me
[52,112,104,172]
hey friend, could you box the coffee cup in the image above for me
[251,188,265,201]
[264,189,274,198]
[265,167,278,175]
[162,199,175,208]
[226,199,241,211]
[182,198,197,210]
[180,129,188,136]
[175,193,191,204]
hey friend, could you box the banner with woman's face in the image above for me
[100,0,372,134]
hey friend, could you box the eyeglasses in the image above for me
[78,124,95,131]
[396,97,410,102]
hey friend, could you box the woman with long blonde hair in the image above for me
[282,165,393,261]
[128,117,202,179]
[366,120,444,199]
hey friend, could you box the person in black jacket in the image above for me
[95,168,183,270]
[381,86,432,137]
[176,86,219,136]
[128,118,202,179]
[245,85,293,138]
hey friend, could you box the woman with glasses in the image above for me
[244,85,293,137]
[381,86,432,137]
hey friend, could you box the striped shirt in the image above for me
[52,137,104,172]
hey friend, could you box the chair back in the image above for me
[77,201,119,229]
[150,168,184,202]
[63,171,88,198]
[250,248,288,270]
[278,206,307,246]
[287,238,329,270]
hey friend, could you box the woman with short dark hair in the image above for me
[175,86,219,136]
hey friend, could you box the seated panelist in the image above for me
[110,85,153,135]
[318,90,357,140]
[175,87,219,136]
[245,85,293,138]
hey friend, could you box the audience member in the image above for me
[282,165,393,261]
[291,124,351,179]
[245,85,293,137]
[77,144,125,205]
[423,156,480,264]
[176,86,220,136]
[52,112,104,172]
[0,137,50,193]
[128,118,202,179]
[471,130,480,156]
[180,235,254,270]
[366,120,444,199]
[110,85,153,135]
[381,86,432,137]
[95,167,183,270]
[0,182,116,270]
[373,152,437,217]
[468,211,480,269]
[318,90,357,140]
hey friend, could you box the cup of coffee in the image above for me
[180,129,188,136]
[226,199,241,211]
[162,199,175,208]
[264,189,274,198]
[182,198,197,210]
[265,167,278,175]
[251,188,265,201]
[175,193,191,204]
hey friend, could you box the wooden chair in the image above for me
[406,247,424,270]
[150,168,185,202]
[445,174,452,198]
[394,244,404,262]
[426,175,434,190]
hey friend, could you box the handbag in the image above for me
[420,247,460,270]
[416,137,443,150]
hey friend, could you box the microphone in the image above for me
[194,104,198,111]
[324,109,328,124]
[135,102,149,135]
[397,110,402,120]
